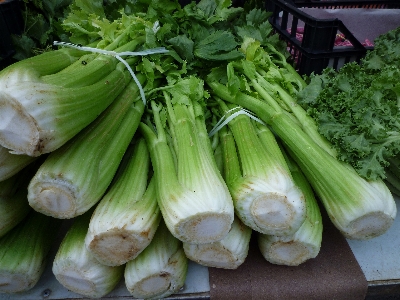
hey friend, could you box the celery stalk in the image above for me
[218,100,306,236]
[183,216,252,269]
[27,79,145,219]
[85,139,161,266]
[53,210,124,298]
[258,148,323,266]
[124,220,188,299]
[0,211,61,293]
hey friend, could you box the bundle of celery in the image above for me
[216,100,306,236]
[85,138,161,266]
[0,46,132,157]
[27,79,146,219]
[140,76,235,244]
[206,39,396,240]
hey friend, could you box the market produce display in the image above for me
[0,0,399,298]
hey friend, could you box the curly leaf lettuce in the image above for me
[298,27,400,180]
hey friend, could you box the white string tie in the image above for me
[53,40,169,105]
[208,107,266,137]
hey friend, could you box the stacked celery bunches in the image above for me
[0,0,398,298]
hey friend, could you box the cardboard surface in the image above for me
[209,214,368,300]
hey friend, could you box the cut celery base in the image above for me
[174,212,233,244]
[343,211,395,240]
[0,272,35,293]
[184,245,245,269]
[183,217,251,269]
[259,239,318,267]
[55,269,96,296]
[86,230,148,266]
[232,177,306,236]
[131,273,174,297]
[0,91,39,156]
[28,179,77,219]
[250,193,296,230]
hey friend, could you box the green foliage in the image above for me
[12,0,72,60]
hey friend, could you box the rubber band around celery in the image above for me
[208,107,266,137]
[53,41,169,105]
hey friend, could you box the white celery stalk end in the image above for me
[183,217,252,269]
[140,95,234,244]
[258,149,323,266]
[27,81,145,218]
[0,211,61,293]
[124,221,188,299]
[258,231,319,267]
[53,210,124,298]
[218,104,306,236]
[339,179,397,240]
[85,139,161,266]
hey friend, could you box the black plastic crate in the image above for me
[266,0,400,75]
[0,0,24,69]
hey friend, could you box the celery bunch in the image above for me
[85,139,161,266]
[206,39,396,240]
[140,76,234,244]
